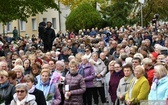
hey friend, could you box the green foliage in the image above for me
[58,0,109,10]
[66,2,103,32]
[46,93,53,101]
[0,0,59,24]
[101,0,137,28]
[140,0,168,26]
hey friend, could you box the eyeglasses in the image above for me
[16,90,25,93]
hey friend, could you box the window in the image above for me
[52,18,56,29]
[20,20,26,31]
[32,18,36,30]
[43,18,47,23]
[6,22,12,32]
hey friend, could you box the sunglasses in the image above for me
[16,90,25,93]
[85,50,90,52]
[0,76,4,79]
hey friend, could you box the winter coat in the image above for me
[0,81,15,105]
[125,76,150,104]
[104,72,112,105]
[29,88,47,105]
[10,94,37,105]
[63,73,86,105]
[146,68,155,87]
[78,63,95,88]
[148,76,168,100]
[89,58,107,87]
[35,79,55,98]
[43,27,55,44]
[116,74,134,105]
[109,70,124,104]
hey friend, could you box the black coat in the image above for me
[0,81,15,105]
[43,27,55,44]
[30,88,46,105]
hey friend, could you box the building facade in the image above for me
[0,2,70,38]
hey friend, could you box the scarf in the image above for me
[0,81,9,89]
[40,80,50,86]
[39,80,51,98]
[16,95,27,105]
[28,85,36,93]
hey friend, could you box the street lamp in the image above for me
[138,0,144,27]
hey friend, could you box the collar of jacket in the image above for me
[70,72,78,76]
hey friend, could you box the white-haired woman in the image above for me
[14,58,23,67]
[89,52,107,105]
[12,65,25,83]
[10,83,37,105]
[78,55,95,105]
[148,64,168,100]
[104,60,115,105]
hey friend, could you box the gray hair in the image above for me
[56,60,65,69]
[12,65,24,73]
[15,83,28,93]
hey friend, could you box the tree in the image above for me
[58,0,109,10]
[101,0,137,28]
[140,0,168,26]
[65,2,103,32]
[0,0,59,24]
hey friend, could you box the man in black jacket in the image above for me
[43,21,56,52]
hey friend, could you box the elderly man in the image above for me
[0,61,8,71]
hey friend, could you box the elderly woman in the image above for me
[14,58,23,66]
[12,65,25,83]
[36,69,61,104]
[125,65,150,105]
[10,83,37,105]
[63,59,86,105]
[104,60,115,105]
[0,70,15,105]
[24,74,46,105]
[109,59,124,104]
[148,65,168,100]
[142,58,155,87]
[78,55,95,105]
[89,52,107,105]
[116,64,134,105]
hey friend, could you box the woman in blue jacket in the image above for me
[148,64,168,100]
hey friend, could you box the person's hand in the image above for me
[97,74,102,78]
[126,99,131,105]
[66,92,71,96]
[119,95,124,100]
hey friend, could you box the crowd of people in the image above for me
[0,22,168,105]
